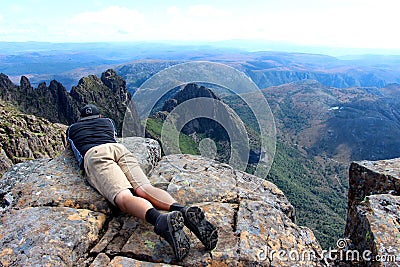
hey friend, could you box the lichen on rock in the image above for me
[0,137,323,266]
[345,158,400,266]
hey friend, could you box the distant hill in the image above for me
[262,80,400,162]
[115,55,400,95]
[1,42,400,90]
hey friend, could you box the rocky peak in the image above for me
[161,83,219,113]
[101,69,128,98]
[174,83,219,103]
[151,82,253,165]
[0,73,14,90]
[0,70,141,136]
[69,71,138,135]
[0,74,17,103]
[0,138,323,266]
[19,76,32,90]
[0,73,74,124]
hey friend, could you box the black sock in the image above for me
[169,202,185,212]
[145,208,161,226]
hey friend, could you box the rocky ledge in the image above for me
[0,137,323,266]
[345,158,400,266]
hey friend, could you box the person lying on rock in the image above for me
[66,104,218,261]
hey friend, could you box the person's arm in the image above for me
[64,126,71,148]
[107,118,118,139]
[67,124,84,168]
[66,126,70,139]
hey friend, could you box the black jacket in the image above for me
[67,117,117,167]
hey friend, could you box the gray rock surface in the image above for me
[345,158,400,266]
[0,137,323,266]
[119,137,161,174]
[0,207,106,267]
[0,99,67,177]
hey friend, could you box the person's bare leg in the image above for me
[114,189,153,220]
[135,184,177,211]
[115,188,190,261]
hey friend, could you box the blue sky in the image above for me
[0,0,398,51]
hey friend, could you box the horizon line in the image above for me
[0,40,400,57]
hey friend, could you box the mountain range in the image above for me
[2,42,400,91]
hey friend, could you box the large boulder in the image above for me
[0,138,323,266]
[0,207,106,267]
[118,137,161,174]
[345,158,400,266]
[0,99,67,177]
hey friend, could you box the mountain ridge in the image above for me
[0,69,141,135]
[2,41,400,91]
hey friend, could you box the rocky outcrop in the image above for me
[345,158,400,266]
[0,100,67,176]
[0,70,141,135]
[159,83,227,139]
[70,69,141,135]
[0,73,76,125]
[0,137,323,266]
[163,83,220,108]
[148,83,261,166]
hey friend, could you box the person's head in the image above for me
[78,104,101,121]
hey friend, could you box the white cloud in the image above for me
[66,6,145,41]
[149,4,237,41]
[188,5,232,18]
[1,0,399,50]
[166,6,180,16]
[230,2,400,49]
[71,6,144,26]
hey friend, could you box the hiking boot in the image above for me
[181,206,218,250]
[154,211,190,261]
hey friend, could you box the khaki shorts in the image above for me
[84,143,150,206]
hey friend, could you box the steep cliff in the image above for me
[344,158,400,266]
[158,83,229,140]
[147,83,261,166]
[0,69,141,135]
[0,73,77,125]
[0,100,67,176]
[0,137,323,266]
[69,69,140,134]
